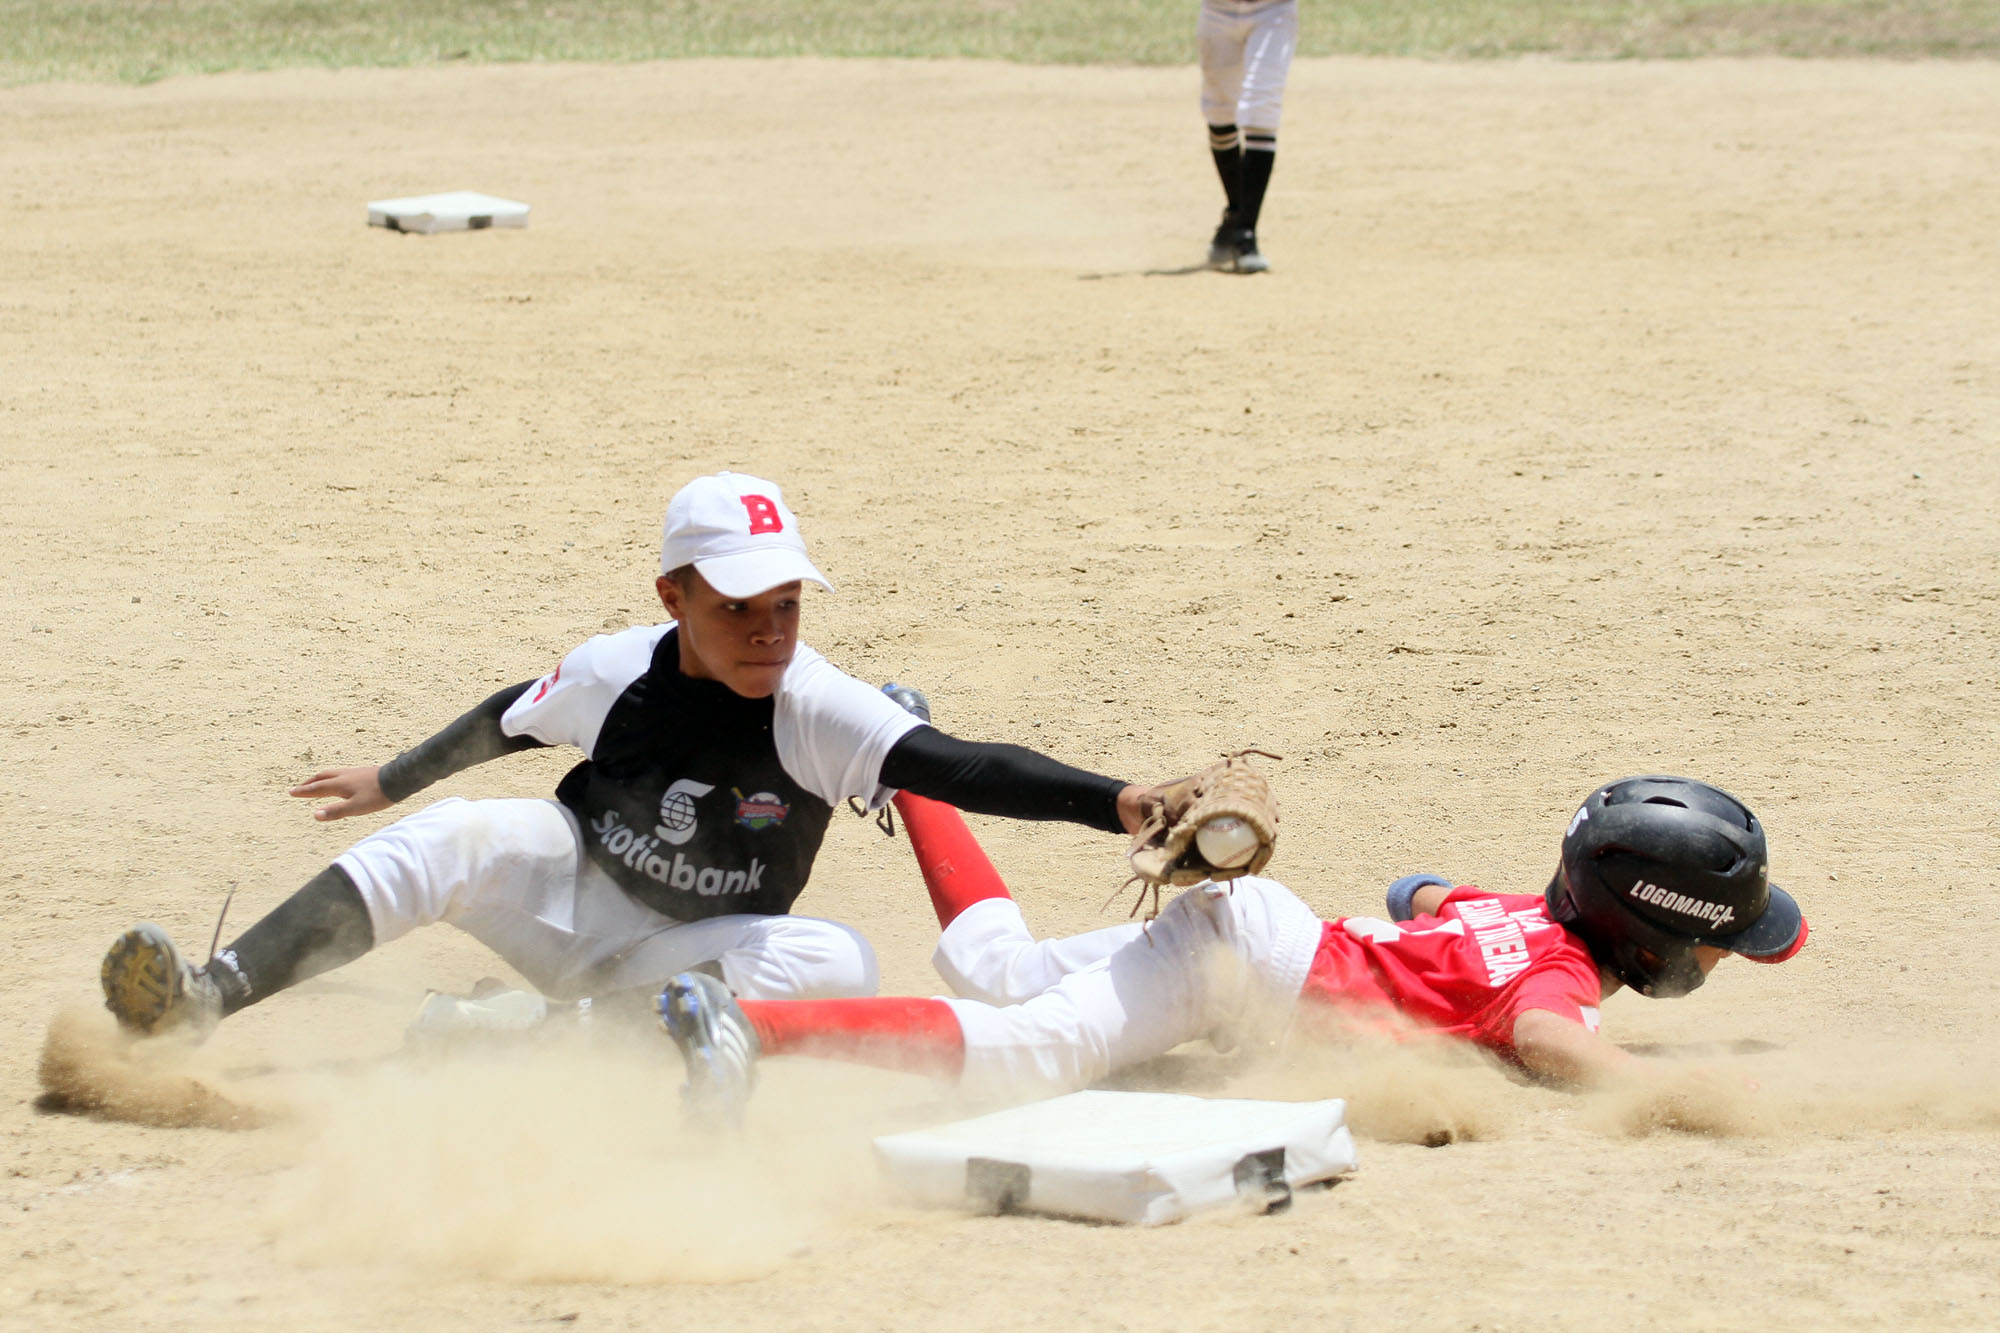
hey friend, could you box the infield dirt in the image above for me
[3,56,1997,1330]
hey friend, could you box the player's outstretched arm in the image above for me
[291,680,550,821]
[1510,1008,1642,1088]
[1516,1007,1764,1135]
[881,728,1143,836]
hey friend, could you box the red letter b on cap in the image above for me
[741,495,783,534]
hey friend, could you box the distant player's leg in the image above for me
[893,790,1144,1004]
[1230,0,1298,273]
[666,877,1325,1105]
[1198,0,1254,268]
[1208,122,1245,234]
[1231,127,1275,273]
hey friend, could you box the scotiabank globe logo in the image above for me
[655,779,715,845]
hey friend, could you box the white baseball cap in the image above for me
[659,472,832,598]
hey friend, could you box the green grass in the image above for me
[3,0,1995,85]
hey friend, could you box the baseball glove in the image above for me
[1118,750,1280,919]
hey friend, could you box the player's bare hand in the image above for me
[1115,781,1172,836]
[1116,774,1207,836]
[290,766,391,821]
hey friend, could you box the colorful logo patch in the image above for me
[733,788,789,831]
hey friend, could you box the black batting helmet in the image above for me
[1544,776,1803,998]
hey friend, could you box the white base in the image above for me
[366,191,529,235]
[873,1090,1357,1226]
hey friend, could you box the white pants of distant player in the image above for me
[1198,0,1299,134]
[335,797,876,1000]
[933,877,1324,1099]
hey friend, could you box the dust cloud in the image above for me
[263,1030,924,1284]
[37,1004,278,1131]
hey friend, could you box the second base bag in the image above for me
[872,1089,1356,1226]
[366,191,529,235]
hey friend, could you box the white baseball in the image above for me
[1195,815,1260,869]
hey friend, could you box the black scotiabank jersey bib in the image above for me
[555,633,830,920]
[504,623,922,923]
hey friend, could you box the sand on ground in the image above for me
[3,54,1998,1331]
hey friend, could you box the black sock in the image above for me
[206,865,376,1015]
[1239,142,1276,232]
[1208,123,1243,216]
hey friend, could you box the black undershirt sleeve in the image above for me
[878,725,1127,835]
[376,680,549,803]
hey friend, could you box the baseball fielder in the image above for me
[101,472,1163,1041]
[1200,0,1298,273]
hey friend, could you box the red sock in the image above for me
[892,792,1014,929]
[740,997,966,1078]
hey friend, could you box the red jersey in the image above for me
[1299,887,1605,1057]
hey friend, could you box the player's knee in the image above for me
[1159,876,1312,968]
[1156,882,1241,940]
[727,918,879,1000]
[932,897,1041,1004]
[1203,874,1302,935]
[342,797,575,936]
[816,923,881,997]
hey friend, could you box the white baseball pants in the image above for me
[934,877,1324,1099]
[1198,0,1299,133]
[334,797,877,1002]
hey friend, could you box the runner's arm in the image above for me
[1511,1008,1642,1087]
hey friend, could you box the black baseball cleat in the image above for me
[1207,212,1244,270]
[881,682,932,723]
[1232,231,1270,274]
[1208,211,1268,274]
[100,923,224,1039]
